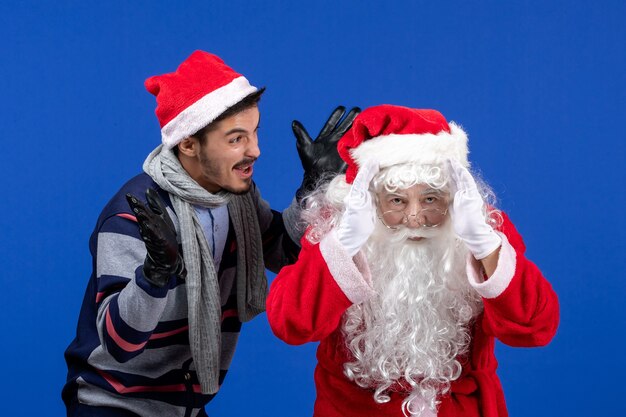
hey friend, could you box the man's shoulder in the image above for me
[98,173,169,220]
[118,172,159,196]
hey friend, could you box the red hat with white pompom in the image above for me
[145,50,259,149]
[337,105,469,183]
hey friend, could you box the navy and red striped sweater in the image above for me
[63,173,300,416]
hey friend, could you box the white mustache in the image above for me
[380,224,442,243]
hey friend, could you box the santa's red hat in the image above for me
[338,105,469,183]
[145,50,259,149]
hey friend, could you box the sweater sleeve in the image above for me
[249,182,301,272]
[266,230,376,345]
[466,211,560,347]
[94,212,177,363]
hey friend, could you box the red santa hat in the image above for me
[145,50,259,149]
[338,105,469,183]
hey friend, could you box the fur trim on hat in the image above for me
[350,122,469,169]
[161,76,257,149]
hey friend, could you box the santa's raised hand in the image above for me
[448,159,502,260]
[335,161,380,257]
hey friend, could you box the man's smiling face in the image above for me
[180,106,261,194]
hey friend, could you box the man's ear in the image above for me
[177,137,199,157]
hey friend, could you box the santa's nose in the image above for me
[405,212,427,229]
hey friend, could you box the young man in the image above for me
[267,105,560,417]
[62,50,358,417]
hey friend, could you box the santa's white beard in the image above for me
[341,220,483,416]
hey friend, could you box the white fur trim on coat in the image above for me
[319,231,376,304]
[350,122,469,168]
[161,76,258,149]
[466,232,516,299]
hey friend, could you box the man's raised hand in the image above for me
[126,189,186,287]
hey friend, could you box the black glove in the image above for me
[293,106,360,202]
[125,189,186,287]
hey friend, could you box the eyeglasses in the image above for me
[378,207,449,230]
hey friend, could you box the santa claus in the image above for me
[266,105,559,417]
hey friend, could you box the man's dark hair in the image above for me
[173,87,265,155]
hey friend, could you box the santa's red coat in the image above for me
[266,212,559,417]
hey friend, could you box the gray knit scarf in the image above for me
[143,145,267,395]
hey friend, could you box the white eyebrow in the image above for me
[419,188,444,196]
[383,192,408,198]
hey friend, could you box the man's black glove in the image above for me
[125,189,186,287]
[293,106,360,202]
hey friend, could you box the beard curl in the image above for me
[342,221,483,416]
[300,175,350,245]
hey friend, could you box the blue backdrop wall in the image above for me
[1,1,624,416]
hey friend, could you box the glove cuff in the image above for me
[143,254,178,287]
[333,229,361,258]
[468,230,502,260]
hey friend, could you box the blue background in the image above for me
[1,1,624,416]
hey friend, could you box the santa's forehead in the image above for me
[379,185,445,196]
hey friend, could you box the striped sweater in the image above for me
[63,173,300,417]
